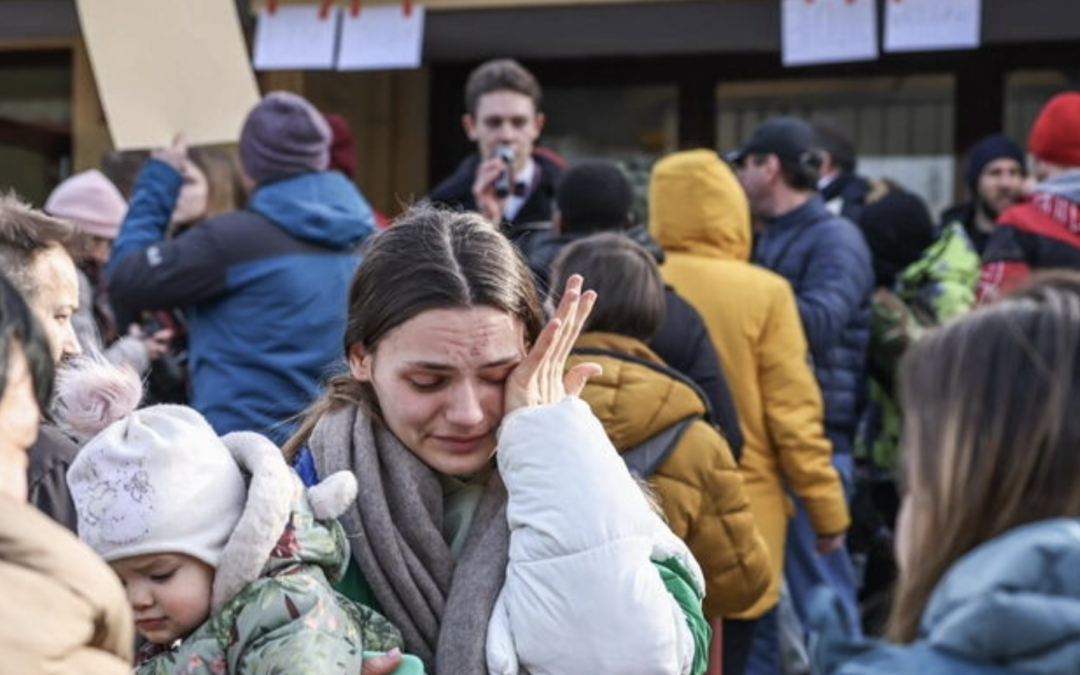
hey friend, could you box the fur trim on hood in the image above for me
[212,430,358,612]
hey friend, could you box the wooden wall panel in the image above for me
[71,37,112,172]
[305,68,428,219]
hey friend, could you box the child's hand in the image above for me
[816,531,846,555]
[361,648,402,675]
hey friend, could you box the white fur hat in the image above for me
[63,362,247,567]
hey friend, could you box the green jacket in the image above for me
[861,222,980,472]
[336,553,710,675]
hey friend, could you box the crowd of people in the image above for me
[2,55,1080,675]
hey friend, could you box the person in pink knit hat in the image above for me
[44,170,172,375]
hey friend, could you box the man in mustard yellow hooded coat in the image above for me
[648,150,850,640]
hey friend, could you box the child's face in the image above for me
[111,552,215,645]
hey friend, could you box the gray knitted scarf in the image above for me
[309,405,509,675]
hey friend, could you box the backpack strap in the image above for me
[569,346,709,478]
[622,415,698,480]
[572,347,715,426]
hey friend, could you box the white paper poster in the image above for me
[884,0,981,53]
[253,5,341,71]
[337,5,425,71]
[782,0,878,67]
[74,0,260,150]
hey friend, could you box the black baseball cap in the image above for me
[725,116,818,165]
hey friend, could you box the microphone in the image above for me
[493,144,516,199]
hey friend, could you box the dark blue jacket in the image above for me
[753,195,873,438]
[107,160,374,445]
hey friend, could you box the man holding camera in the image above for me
[428,59,565,276]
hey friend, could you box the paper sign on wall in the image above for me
[337,5,426,71]
[253,5,341,70]
[74,0,259,150]
[782,0,878,67]
[885,0,981,53]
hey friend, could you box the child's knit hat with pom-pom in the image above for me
[62,359,246,568]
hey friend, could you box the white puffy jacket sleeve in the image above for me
[486,397,704,675]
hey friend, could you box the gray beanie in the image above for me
[239,91,331,185]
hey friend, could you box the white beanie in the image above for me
[67,404,247,567]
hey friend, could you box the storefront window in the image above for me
[0,62,71,203]
[1005,70,1075,152]
[542,85,677,223]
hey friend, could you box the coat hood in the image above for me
[812,518,1080,675]
[648,149,753,262]
[1037,168,1080,204]
[919,518,1080,672]
[248,171,374,250]
[1,497,134,673]
[570,332,707,449]
[211,431,359,612]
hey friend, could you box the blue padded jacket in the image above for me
[753,195,873,437]
[107,160,374,445]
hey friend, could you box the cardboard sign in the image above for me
[74,0,260,150]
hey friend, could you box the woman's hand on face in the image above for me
[504,274,601,413]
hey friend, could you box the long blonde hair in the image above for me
[887,270,1080,641]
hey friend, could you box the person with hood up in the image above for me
[529,159,745,459]
[106,91,376,445]
[648,149,850,675]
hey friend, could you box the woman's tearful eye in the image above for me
[407,376,444,392]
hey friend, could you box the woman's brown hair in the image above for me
[283,206,543,460]
[887,270,1080,641]
[548,232,665,342]
[189,147,246,218]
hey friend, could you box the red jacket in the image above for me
[978,189,1080,303]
